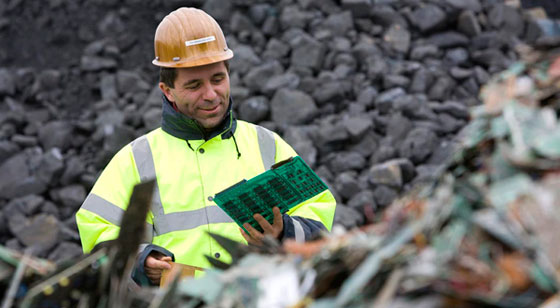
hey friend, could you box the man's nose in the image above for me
[202,83,218,101]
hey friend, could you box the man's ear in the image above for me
[159,82,175,103]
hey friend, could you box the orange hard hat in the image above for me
[152,7,234,68]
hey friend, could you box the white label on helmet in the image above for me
[185,36,216,47]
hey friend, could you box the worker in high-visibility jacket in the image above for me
[75,7,336,286]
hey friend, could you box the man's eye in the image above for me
[186,83,200,89]
[212,76,225,83]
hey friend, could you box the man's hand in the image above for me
[144,251,172,285]
[240,206,283,245]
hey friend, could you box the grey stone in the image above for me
[488,4,524,37]
[334,172,362,200]
[458,10,482,37]
[4,195,44,217]
[280,5,308,30]
[38,120,73,151]
[12,214,60,256]
[315,118,350,151]
[432,101,470,120]
[142,107,161,131]
[80,56,117,71]
[375,88,406,114]
[230,45,262,75]
[428,31,469,48]
[445,48,469,66]
[410,68,435,94]
[238,96,270,123]
[12,134,37,147]
[356,86,378,109]
[262,39,291,60]
[349,132,378,158]
[342,116,373,139]
[329,152,367,173]
[373,185,398,207]
[283,126,318,168]
[444,0,482,12]
[0,68,16,96]
[248,4,270,26]
[369,158,414,189]
[41,201,60,220]
[347,190,376,212]
[409,4,447,33]
[384,24,411,53]
[428,76,456,101]
[116,70,150,95]
[290,35,326,71]
[450,67,473,80]
[386,113,412,142]
[312,81,347,105]
[398,97,438,122]
[270,89,317,125]
[410,45,440,61]
[370,5,408,28]
[413,164,441,184]
[230,11,255,33]
[341,0,373,18]
[201,0,233,21]
[352,37,381,62]
[333,205,364,230]
[0,149,48,199]
[322,11,354,36]
[48,242,83,263]
[427,140,458,165]
[383,75,410,89]
[263,73,300,95]
[0,141,20,162]
[399,127,439,164]
[262,15,280,37]
[472,49,510,69]
[243,61,283,92]
[438,113,466,134]
[53,184,87,209]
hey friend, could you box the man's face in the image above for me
[159,61,230,130]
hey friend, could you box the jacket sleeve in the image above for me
[75,143,154,253]
[272,132,337,242]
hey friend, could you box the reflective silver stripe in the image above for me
[255,125,276,171]
[81,193,124,226]
[292,218,305,243]
[154,206,234,235]
[138,243,149,254]
[131,135,166,232]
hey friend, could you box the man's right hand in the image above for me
[144,251,172,285]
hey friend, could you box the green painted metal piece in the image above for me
[214,156,328,233]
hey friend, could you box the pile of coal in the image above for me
[0,0,552,261]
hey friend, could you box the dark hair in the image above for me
[159,60,230,88]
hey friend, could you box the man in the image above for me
[76,7,336,286]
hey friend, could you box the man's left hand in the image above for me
[241,206,283,245]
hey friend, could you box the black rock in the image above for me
[11,214,60,257]
[48,242,83,263]
[0,149,48,199]
[428,31,469,48]
[334,171,362,200]
[0,140,20,162]
[243,61,283,92]
[375,87,406,114]
[238,96,270,124]
[329,151,367,173]
[372,185,398,207]
[409,4,447,33]
[270,89,317,125]
[399,127,439,164]
[333,205,364,230]
[0,68,16,96]
[290,34,326,71]
[457,10,482,37]
[38,120,74,151]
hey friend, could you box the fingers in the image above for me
[240,227,258,245]
[253,213,274,234]
[145,255,172,270]
[272,207,283,231]
[243,223,264,242]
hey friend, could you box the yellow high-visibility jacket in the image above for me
[76,97,336,283]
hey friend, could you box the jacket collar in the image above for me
[161,95,237,141]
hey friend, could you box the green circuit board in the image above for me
[214,156,328,233]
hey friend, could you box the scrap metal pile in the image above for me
[3,36,560,308]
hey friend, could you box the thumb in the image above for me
[146,256,172,269]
